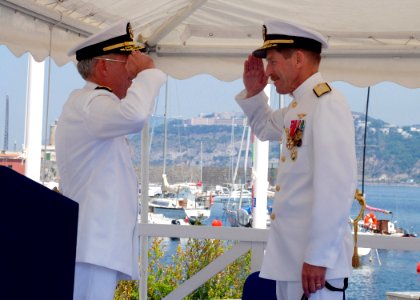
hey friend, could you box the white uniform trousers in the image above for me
[276,278,346,300]
[73,262,121,300]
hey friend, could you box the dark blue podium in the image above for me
[0,166,78,300]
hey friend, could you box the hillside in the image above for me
[129,113,420,185]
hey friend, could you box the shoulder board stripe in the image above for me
[313,82,331,97]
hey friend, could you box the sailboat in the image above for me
[351,88,417,268]
[359,204,416,237]
[160,163,211,222]
[183,141,213,222]
[223,123,250,226]
[349,200,417,266]
[222,124,272,227]
[149,183,196,211]
[148,80,211,222]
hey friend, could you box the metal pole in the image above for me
[24,54,44,182]
[139,122,150,300]
[361,87,371,194]
[252,84,270,229]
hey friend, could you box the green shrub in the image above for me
[115,236,251,299]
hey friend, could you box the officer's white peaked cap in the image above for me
[253,19,328,58]
[68,20,144,61]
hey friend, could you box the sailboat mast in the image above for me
[230,117,235,184]
[3,95,9,151]
[233,123,247,186]
[200,141,203,182]
[163,80,168,175]
[244,125,251,187]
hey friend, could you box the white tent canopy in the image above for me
[1,0,420,87]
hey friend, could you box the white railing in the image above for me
[138,224,420,300]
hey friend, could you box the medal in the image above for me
[286,118,306,161]
[289,120,298,138]
[291,148,298,161]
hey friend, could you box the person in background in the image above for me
[55,20,166,300]
[235,20,357,299]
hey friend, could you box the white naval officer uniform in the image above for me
[236,72,357,298]
[56,68,166,280]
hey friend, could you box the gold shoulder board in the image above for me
[95,85,113,92]
[313,82,331,97]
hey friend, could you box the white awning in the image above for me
[1,0,420,87]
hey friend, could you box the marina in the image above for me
[1,2,420,299]
[141,184,420,300]
[345,185,420,299]
[1,146,419,299]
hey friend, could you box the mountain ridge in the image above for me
[128,112,420,185]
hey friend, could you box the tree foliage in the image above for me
[115,237,251,300]
[130,114,420,183]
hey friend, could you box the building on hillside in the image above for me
[189,112,247,126]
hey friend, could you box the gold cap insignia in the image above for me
[262,25,267,41]
[127,23,134,39]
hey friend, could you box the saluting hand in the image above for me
[126,51,155,80]
[243,55,268,98]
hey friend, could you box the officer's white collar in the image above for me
[291,72,324,101]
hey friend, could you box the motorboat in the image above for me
[149,187,196,210]
[214,189,252,204]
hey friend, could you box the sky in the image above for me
[1,45,420,151]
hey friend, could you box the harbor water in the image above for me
[158,185,420,299]
[346,185,420,300]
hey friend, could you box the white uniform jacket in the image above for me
[56,69,166,278]
[236,72,357,281]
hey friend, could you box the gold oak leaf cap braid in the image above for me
[68,21,145,61]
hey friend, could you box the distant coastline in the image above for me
[361,181,420,188]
